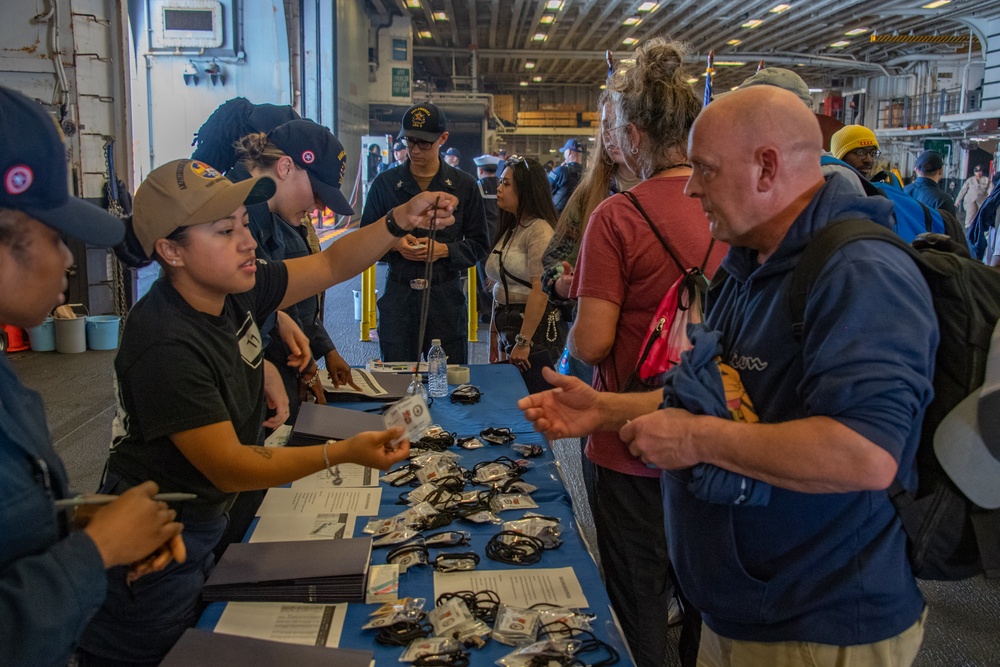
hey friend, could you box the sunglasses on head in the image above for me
[506,155,529,170]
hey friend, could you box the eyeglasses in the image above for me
[847,147,880,160]
[401,136,436,150]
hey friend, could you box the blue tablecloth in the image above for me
[199,364,631,665]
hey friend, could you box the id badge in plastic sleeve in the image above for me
[383,393,433,447]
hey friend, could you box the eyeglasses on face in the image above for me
[847,147,880,160]
[401,136,436,150]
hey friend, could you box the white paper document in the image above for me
[433,567,589,609]
[249,513,357,543]
[320,368,388,396]
[291,465,379,488]
[256,487,382,516]
[214,602,347,647]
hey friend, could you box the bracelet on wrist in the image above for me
[300,372,319,387]
[514,333,533,348]
[322,439,334,474]
[384,207,409,238]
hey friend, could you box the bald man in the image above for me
[518,87,935,666]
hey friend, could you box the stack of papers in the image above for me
[322,368,414,402]
[203,538,373,604]
[290,403,387,446]
[160,628,372,666]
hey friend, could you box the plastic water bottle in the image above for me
[427,339,448,398]
[406,373,428,401]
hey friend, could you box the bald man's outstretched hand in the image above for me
[517,367,605,441]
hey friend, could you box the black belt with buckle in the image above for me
[388,271,460,289]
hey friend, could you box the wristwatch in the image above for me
[384,206,409,238]
[514,333,533,348]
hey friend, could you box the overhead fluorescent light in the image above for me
[638,2,659,11]
[844,28,869,36]
[830,40,850,47]
[922,0,950,7]
[599,84,607,90]
[539,15,555,24]
[715,60,746,66]
[405,0,421,8]
[417,30,432,39]
[624,17,641,26]
[807,88,823,93]
[525,61,536,69]
[686,77,699,84]
[769,4,791,12]
[432,11,448,21]
[727,39,742,46]
[622,37,638,45]
[742,19,763,28]
[520,81,529,87]
[545,0,563,10]
[533,32,547,41]
[533,76,543,82]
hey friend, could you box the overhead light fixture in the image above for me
[622,37,638,45]
[742,19,763,28]
[417,30,432,39]
[533,32,547,41]
[637,2,659,11]
[520,81,529,87]
[769,4,791,12]
[599,84,607,90]
[533,76,543,82]
[922,0,950,7]
[540,15,555,24]
[727,38,742,46]
[525,61,536,69]
[432,11,448,21]
[830,40,850,47]
[730,86,739,91]
[405,0,420,7]
[544,0,563,10]
[844,27,869,36]
[715,61,747,66]
[807,88,823,93]
[686,77,699,84]
[624,17,641,26]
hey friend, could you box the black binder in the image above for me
[160,628,374,666]
[290,403,387,446]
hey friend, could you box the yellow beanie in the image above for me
[831,125,879,160]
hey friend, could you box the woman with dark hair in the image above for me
[569,38,727,667]
[78,159,455,665]
[485,155,567,393]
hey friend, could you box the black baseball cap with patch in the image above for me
[400,103,448,143]
[268,119,354,216]
[0,85,124,247]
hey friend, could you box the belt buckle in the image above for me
[409,278,428,290]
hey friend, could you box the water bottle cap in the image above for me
[431,339,442,346]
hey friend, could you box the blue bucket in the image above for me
[86,315,121,351]
[27,317,55,352]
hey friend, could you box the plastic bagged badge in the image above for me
[399,637,461,662]
[456,436,486,450]
[491,494,539,513]
[462,510,502,524]
[472,462,515,484]
[502,480,537,495]
[384,393,433,447]
[427,597,477,638]
[537,608,593,637]
[492,604,541,647]
[411,450,461,468]
[373,529,421,547]
[370,597,426,618]
[511,443,544,458]
[424,530,470,547]
[364,516,404,536]
[365,563,400,604]
[407,481,439,505]
[415,459,459,484]
[503,516,562,549]
[496,639,582,667]
[381,466,416,486]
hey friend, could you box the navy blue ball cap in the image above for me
[400,103,448,143]
[560,138,584,153]
[444,147,461,158]
[268,119,354,216]
[0,86,124,247]
[392,140,406,152]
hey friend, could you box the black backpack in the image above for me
[789,219,1000,580]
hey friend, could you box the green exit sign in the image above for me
[392,68,410,97]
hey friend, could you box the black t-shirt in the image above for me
[107,260,288,515]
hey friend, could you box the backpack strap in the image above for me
[788,219,922,339]
[622,190,716,273]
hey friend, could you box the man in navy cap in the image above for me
[549,138,586,213]
[382,139,408,172]
[473,154,502,320]
[360,103,489,364]
[443,146,462,169]
[904,150,957,217]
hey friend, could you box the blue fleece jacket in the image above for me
[662,174,937,645]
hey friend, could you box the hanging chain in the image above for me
[104,137,130,330]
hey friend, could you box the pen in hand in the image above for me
[54,492,198,509]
